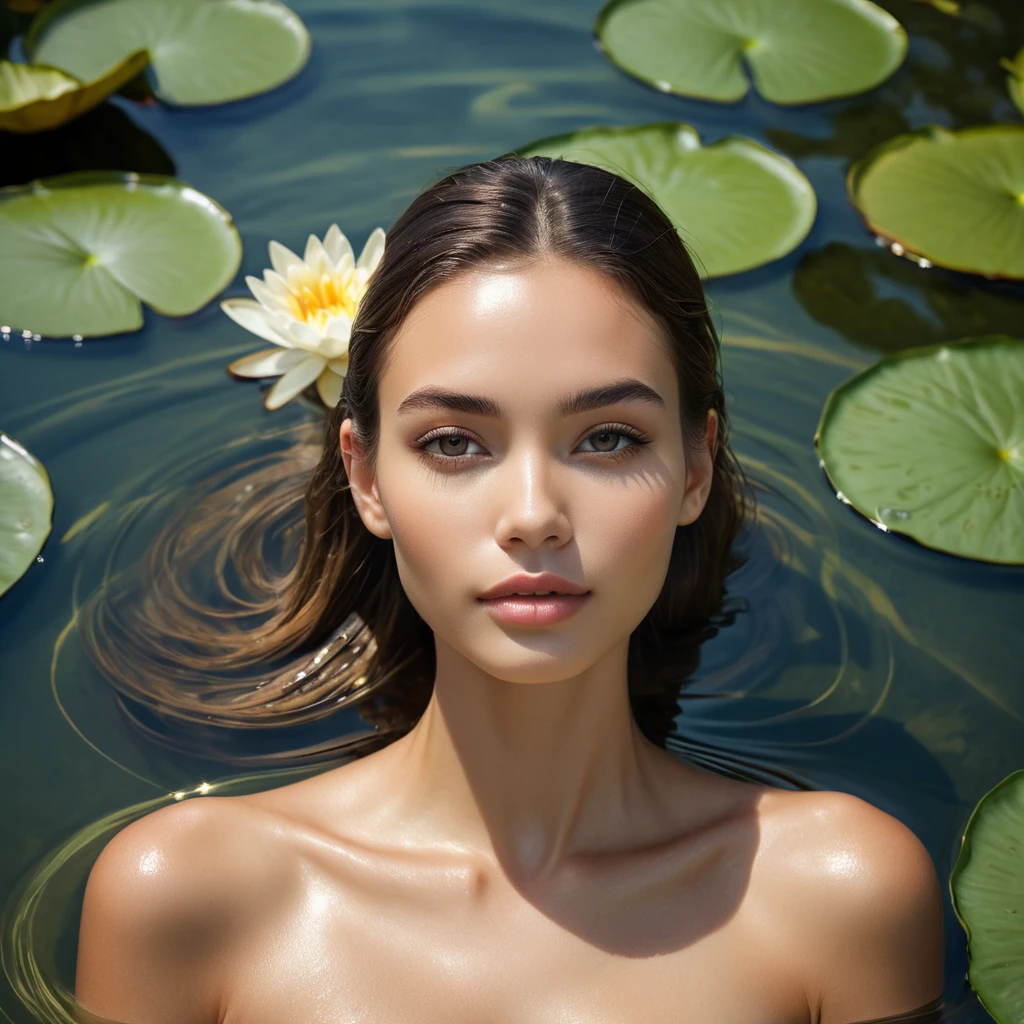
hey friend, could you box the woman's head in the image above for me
[286,154,750,741]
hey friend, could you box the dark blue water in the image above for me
[2,0,1023,1020]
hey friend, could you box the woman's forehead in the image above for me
[379,262,677,414]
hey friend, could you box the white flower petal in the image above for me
[228,347,307,378]
[326,315,352,342]
[328,356,350,375]
[262,269,293,298]
[323,224,353,267]
[315,368,345,408]
[356,227,386,273]
[303,235,333,277]
[281,317,325,349]
[220,299,293,346]
[246,275,290,314]
[268,239,305,278]
[265,354,327,410]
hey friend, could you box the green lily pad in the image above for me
[0,172,242,338]
[848,125,1024,280]
[594,0,907,105]
[517,122,816,278]
[0,51,147,132]
[0,432,53,597]
[1004,48,1024,118]
[25,0,310,106]
[815,335,1024,565]
[951,769,1024,1024]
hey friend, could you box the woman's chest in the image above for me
[218,869,809,1024]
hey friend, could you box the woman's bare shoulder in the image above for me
[76,794,294,1024]
[753,788,945,1024]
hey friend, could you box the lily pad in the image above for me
[0,432,52,597]
[0,51,146,132]
[815,335,1024,565]
[848,125,1024,280]
[594,0,907,105]
[951,769,1024,1024]
[25,0,310,106]
[0,172,242,338]
[517,122,816,278]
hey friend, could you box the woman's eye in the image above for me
[577,429,640,454]
[422,433,485,458]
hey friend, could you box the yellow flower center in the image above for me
[285,267,368,331]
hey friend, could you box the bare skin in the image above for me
[75,259,944,1024]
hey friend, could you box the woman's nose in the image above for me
[492,446,572,550]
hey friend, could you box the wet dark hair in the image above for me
[80,154,751,756]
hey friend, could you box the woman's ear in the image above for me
[339,418,392,540]
[677,408,719,528]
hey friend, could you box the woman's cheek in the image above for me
[381,481,479,628]
[580,483,680,625]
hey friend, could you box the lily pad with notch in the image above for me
[0,432,52,598]
[0,171,242,338]
[848,124,1024,280]
[814,335,1024,565]
[951,769,1024,1024]
[517,122,816,278]
[24,0,310,106]
[594,0,907,104]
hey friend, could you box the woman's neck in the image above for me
[375,635,678,882]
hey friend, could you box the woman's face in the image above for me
[340,257,716,684]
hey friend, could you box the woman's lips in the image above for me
[477,593,591,626]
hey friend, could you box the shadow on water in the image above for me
[792,243,1024,354]
[0,103,175,189]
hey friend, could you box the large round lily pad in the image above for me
[25,0,310,106]
[951,769,1024,1024]
[0,432,53,597]
[594,0,907,105]
[0,52,147,133]
[517,122,816,278]
[848,125,1024,280]
[815,335,1024,564]
[0,172,242,338]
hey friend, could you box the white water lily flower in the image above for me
[222,223,385,410]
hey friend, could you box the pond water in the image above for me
[1,0,1023,1020]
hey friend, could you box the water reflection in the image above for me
[792,242,1024,353]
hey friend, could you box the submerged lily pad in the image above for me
[815,335,1024,564]
[518,122,816,278]
[0,51,146,132]
[594,0,907,104]
[1004,47,1024,118]
[0,172,242,338]
[0,432,52,597]
[848,125,1024,280]
[25,0,310,106]
[951,769,1024,1024]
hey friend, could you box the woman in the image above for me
[74,155,944,1024]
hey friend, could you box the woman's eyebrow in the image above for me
[396,378,666,418]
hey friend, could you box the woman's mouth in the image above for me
[477,592,591,626]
